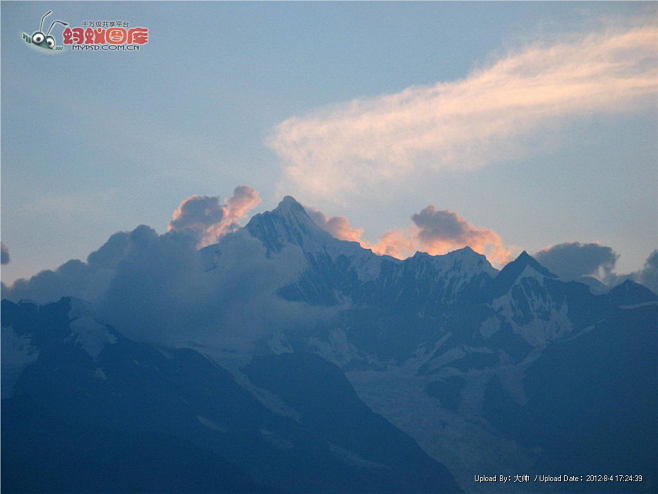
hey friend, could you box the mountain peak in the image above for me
[404,247,497,287]
[608,278,658,305]
[448,246,485,259]
[488,250,556,298]
[508,251,555,276]
[246,196,331,252]
[276,195,305,213]
[411,246,483,260]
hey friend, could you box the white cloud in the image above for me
[269,19,657,205]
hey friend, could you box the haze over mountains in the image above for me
[3,195,656,493]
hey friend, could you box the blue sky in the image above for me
[2,1,656,283]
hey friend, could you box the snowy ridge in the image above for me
[68,299,117,358]
[491,264,573,346]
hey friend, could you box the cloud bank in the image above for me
[3,187,339,351]
[269,19,657,204]
[4,223,324,351]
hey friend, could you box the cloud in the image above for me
[207,185,261,242]
[6,188,263,307]
[269,18,657,204]
[1,243,9,265]
[534,242,657,293]
[633,250,658,292]
[605,249,658,293]
[371,206,512,264]
[225,186,261,225]
[3,224,327,351]
[169,195,225,240]
[307,208,364,242]
[534,242,619,280]
[168,186,261,247]
[6,228,150,305]
[370,229,416,259]
[307,204,512,265]
[412,206,510,261]
[3,189,335,351]
[5,195,512,339]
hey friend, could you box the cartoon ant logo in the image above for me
[22,10,68,51]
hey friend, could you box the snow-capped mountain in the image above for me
[246,197,498,309]
[3,196,656,493]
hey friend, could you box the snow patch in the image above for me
[197,415,227,433]
[479,317,500,339]
[209,354,303,421]
[492,273,573,347]
[328,443,387,470]
[268,331,293,354]
[260,429,293,449]
[346,365,536,493]
[619,301,658,309]
[69,316,117,358]
[92,368,108,380]
[307,328,361,367]
[68,300,117,358]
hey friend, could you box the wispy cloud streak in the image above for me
[269,20,657,203]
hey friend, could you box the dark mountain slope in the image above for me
[2,297,461,494]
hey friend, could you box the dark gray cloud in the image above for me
[534,242,619,280]
[535,243,657,293]
[412,207,472,243]
[1,243,9,265]
[606,250,658,293]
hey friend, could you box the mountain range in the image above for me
[3,196,656,493]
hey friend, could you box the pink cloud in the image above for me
[307,208,364,243]
[269,18,657,205]
[169,186,261,247]
[308,204,513,265]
